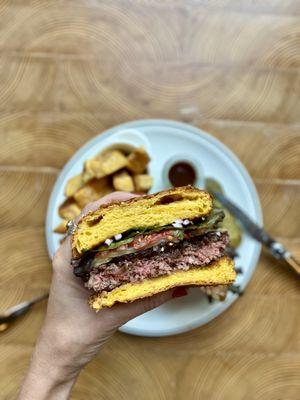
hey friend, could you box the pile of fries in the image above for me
[54,146,152,234]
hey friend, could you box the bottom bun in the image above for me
[89,256,236,311]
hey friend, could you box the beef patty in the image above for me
[86,231,229,293]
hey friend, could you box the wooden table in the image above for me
[1,1,299,399]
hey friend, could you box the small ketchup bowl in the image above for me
[162,153,205,189]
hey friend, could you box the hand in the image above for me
[45,192,176,369]
[18,192,185,400]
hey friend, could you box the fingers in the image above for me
[106,290,174,326]
[75,192,139,223]
[53,236,72,270]
[58,236,72,260]
[82,192,137,214]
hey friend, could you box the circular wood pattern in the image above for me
[0,1,299,399]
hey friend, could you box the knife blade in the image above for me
[212,191,300,275]
[0,293,49,326]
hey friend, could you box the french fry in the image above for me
[113,171,135,192]
[82,158,103,182]
[54,220,68,234]
[64,174,83,197]
[83,150,128,182]
[133,174,153,192]
[127,147,150,174]
[58,199,81,220]
[73,177,112,208]
[100,150,128,175]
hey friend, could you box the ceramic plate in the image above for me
[46,119,262,337]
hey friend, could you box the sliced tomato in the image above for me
[131,230,177,250]
[93,230,181,264]
[92,228,213,267]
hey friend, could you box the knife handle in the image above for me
[266,239,300,276]
[285,254,300,276]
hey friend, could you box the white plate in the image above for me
[46,119,262,337]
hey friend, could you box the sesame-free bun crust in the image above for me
[89,256,235,311]
[72,186,212,258]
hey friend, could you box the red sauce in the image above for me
[168,162,196,187]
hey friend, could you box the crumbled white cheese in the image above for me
[172,221,183,228]
[174,219,183,224]
[104,238,113,246]
[183,219,190,225]
[114,233,122,241]
[216,232,221,237]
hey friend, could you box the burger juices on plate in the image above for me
[70,186,236,310]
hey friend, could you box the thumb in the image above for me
[110,290,173,327]
[106,290,174,327]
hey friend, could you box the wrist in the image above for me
[18,353,78,400]
[36,322,86,376]
[37,329,80,377]
[18,326,81,400]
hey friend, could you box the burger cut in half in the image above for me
[71,186,236,310]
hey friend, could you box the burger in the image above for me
[70,186,236,310]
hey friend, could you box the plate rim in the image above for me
[46,118,262,337]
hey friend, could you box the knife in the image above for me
[212,191,300,276]
[0,293,49,332]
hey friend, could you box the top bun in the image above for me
[72,186,212,258]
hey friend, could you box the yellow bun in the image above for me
[89,256,236,311]
[72,186,212,258]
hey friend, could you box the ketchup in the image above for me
[168,161,196,187]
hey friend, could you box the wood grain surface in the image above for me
[0,1,300,399]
